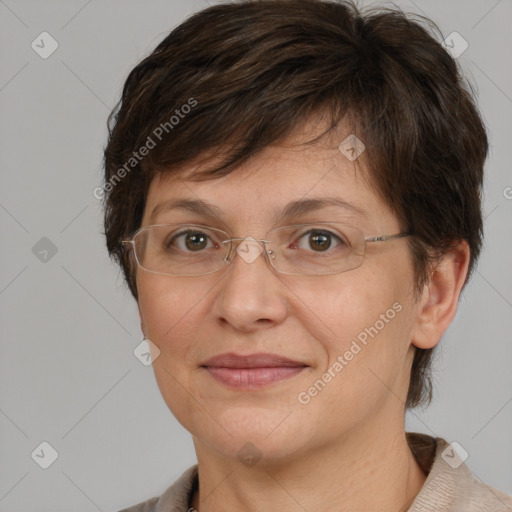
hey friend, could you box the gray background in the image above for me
[0,0,511,510]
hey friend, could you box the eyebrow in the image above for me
[149,196,367,224]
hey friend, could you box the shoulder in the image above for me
[115,465,198,512]
[408,433,512,511]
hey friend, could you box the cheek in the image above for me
[294,270,402,346]
[136,274,214,426]
[298,270,412,408]
[137,274,213,369]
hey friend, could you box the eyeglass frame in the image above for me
[122,222,413,277]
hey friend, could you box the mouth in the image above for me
[200,352,309,389]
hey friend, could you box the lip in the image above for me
[201,352,307,368]
[201,352,309,389]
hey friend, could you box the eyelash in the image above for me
[291,229,346,251]
[167,228,346,252]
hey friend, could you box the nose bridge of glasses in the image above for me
[222,237,272,265]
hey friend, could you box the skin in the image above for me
[135,119,470,512]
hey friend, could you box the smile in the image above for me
[201,352,309,389]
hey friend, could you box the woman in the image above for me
[102,1,512,510]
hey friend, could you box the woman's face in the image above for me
[136,126,422,464]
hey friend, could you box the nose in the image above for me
[211,237,288,332]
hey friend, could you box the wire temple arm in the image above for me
[364,232,412,243]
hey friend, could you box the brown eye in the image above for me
[309,232,331,251]
[167,230,213,252]
[295,229,346,253]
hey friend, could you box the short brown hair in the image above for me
[102,0,488,409]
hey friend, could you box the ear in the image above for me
[411,240,470,349]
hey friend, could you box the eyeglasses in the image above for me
[122,223,412,277]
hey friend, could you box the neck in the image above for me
[190,422,427,512]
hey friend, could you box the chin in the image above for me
[190,406,317,466]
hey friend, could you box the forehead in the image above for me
[142,123,394,231]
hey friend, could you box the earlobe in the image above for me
[411,241,470,350]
